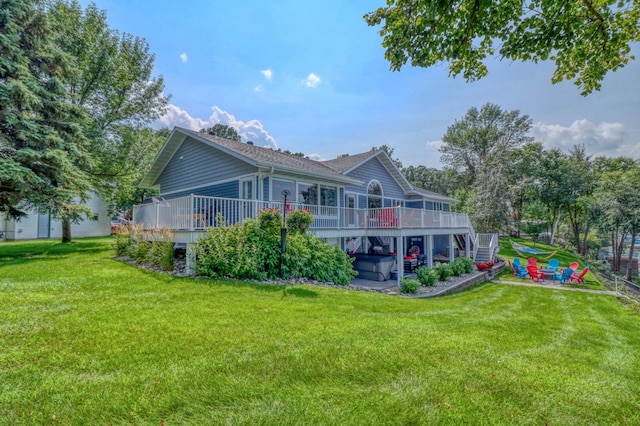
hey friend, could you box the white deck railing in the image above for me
[132,195,474,232]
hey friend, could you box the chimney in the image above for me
[247,141,254,145]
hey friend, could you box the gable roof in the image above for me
[139,127,361,188]
[323,150,457,203]
[323,150,414,193]
[408,187,458,203]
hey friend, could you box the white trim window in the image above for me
[367,180,383,209]
[272,178,296,202]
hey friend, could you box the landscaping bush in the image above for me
[194,208,356,285]
[452,257,467,276]
[434,262,454,281]
[459,256,474,273]
[416,266,439,286]
[286,209,313,235]
[400,278,420,294]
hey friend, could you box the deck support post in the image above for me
[396,236,404,286]
[449,234,455,262]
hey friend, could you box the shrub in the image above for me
[286,209,313,235]
[452,257,467,276]
[194,209,356,285]
[148,228,175,271]
[434,262,454,281]
[112,224,133,256]
[400,278,420,294]
[416,266,438,286]
[459,256,474,273]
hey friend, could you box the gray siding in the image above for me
[167,181,239,199]
[156,137,256,195]
[343,157,405,200]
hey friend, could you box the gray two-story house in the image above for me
[135,127,497,281]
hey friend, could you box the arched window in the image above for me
[367,180,382,209]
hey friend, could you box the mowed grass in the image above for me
[1,239,639,425]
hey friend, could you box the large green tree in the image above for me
[46,0,169,241]
[364,0,640,95]
[200,124,241,141]
[439,103,534,186]
[437,104,533,232]
[0,0,92,227]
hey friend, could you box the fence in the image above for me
[133,195,474,232]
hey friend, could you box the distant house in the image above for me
[0,193,110,241]
[135,127,497,280]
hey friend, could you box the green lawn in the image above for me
[1,238,639,425]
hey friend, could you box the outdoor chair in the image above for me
[513,258,522,268]
[527,257,537,267]
[513,263,529,278]
[376,208,398,228]
[554,268,574,284]
[527,265,545,282]
[570,266,590,284]
[547,259,559,271]
[569,261,580,271]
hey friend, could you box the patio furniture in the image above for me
[527,265,545,282]
[547,259,559,271]
[527,257,538,267]
[513,263,529,278]
[539,269,556,281]
[569,261,580,271]
[403,256,418,273]
[554,268,574,284]
[570,266,590,283]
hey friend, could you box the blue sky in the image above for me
[82,0,639,168]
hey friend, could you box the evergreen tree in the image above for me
[0,0,92,237]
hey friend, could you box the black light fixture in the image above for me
[280,189,291,279]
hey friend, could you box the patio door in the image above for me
[345,193,356,227]
[241,178,255,220]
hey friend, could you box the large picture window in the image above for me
[320,185,337,207]
[298,182,318,205]
[272,178,295,202]
[367,180,382,209]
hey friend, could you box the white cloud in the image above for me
[307,153,326,161]
[305,73,321,88]
[260,69,273,80]
[179,52,188,63]
[532,119,637,158]
[254,85,263,92]
[156,104,278,149]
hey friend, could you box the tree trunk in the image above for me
[627,230,637,280]
[62,217,72,243]
[581,224,591,256]
[550,213,561,245]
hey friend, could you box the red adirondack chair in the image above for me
[570,266,589,283]
[527,265,545,282]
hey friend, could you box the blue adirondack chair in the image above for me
[513,258,522,268]
[554,268,574,284]
[547,259,559,271]
[513,263,529,278]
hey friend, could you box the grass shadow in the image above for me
[283,287,319,298]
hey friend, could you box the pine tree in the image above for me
[0,0,92,240]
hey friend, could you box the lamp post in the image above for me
[280,189,290,279]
